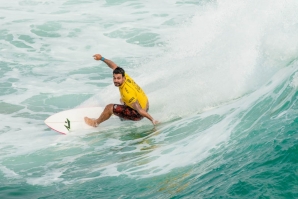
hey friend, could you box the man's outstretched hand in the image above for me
[152,120,159,125]
[93,54,102,61]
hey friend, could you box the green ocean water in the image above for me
[1,0,298,198]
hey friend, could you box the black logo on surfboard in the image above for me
[64,118,71,131]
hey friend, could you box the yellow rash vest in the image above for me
[119,73,148,109]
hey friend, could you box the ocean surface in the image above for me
[1,0,298,198]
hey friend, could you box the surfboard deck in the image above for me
[45,107,106,135]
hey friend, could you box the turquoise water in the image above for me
[1,0,298,198]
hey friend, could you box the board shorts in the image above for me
[113,104,146,121]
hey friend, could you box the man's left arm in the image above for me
[131,101,158,125]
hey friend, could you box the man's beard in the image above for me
[114,82,121,87]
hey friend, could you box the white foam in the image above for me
[128,0,298,122]
[26,168,65,186]
[291,72,298,89]
[0,165,21,179]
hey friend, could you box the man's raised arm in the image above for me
[93,54,117,70]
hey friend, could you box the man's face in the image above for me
[113,74,125,87]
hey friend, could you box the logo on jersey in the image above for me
[129,97,135,103]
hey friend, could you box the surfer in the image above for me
[84,54,158,127]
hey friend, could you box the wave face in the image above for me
[1,0,298,198]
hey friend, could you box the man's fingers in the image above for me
[152,120,159,125]
[93,54,100,60]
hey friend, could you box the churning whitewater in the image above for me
[0,0,298,198]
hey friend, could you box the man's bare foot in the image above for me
[84,117,98,127]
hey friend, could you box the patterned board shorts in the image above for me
[113,104,145,121]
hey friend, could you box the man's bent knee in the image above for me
[104,104,114,113]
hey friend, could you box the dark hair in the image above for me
[113,67,125,77]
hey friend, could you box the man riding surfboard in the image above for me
[84,54,158,127]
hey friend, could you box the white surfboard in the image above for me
[45,107,106,135]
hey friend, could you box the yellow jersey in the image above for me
[119,73,148,109]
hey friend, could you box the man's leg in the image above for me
[113,104,144,121]
[84,104,114,127]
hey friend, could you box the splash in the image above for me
[132,0,298,122]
